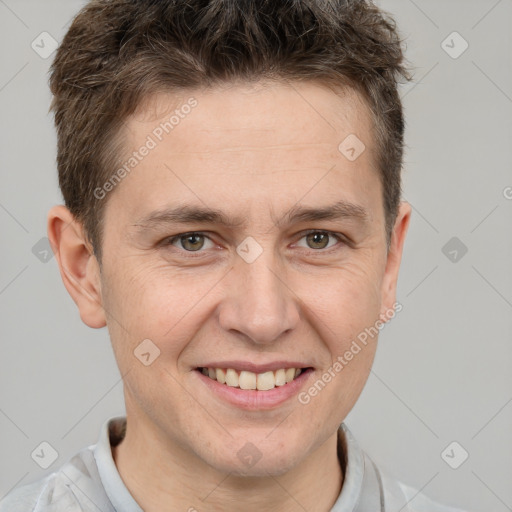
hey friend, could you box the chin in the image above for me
[217,455,299,478]
[199,437,304,478]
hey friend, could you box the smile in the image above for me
[194,365,314,410]
[197,367,308,391]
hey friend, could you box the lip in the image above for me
[193,367,314,410]
[195,360,310,373]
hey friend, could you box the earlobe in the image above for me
[47,205,106,329]
[380,201,412,319]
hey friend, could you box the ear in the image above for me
[380,201,412,319]
[47,205,106,328]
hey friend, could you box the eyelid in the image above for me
[165,231,217,252]
[292,229,345,251]
[164,229,347,254]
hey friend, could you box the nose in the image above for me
[217,250,300,345]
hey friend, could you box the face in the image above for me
[79,81,408,476]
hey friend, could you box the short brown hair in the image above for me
[49,0,412,262]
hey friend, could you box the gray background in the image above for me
[1,1,511,510]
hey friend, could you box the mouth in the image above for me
[195,366,314,391]
[193,364,314,410]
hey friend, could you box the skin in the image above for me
[48,80,411,512]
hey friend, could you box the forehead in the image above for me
[128,80,373,154]
[106,80,381,227]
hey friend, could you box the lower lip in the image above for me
[194,368,314,410]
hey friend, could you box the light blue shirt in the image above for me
[0,417,470,511]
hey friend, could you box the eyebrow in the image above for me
[132,205,246,231]
[131,199,370,232]
[278,200,369,228]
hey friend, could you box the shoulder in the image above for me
[0,473,59,512]
[0,445,112,512]
[334,425,472,512]
[378,464,472,512]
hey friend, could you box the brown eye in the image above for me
[294,230,344,252]
[305,232,331,249]
[167,232,214,252]
[180,234,204,251]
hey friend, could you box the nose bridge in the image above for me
[218,242,299,344]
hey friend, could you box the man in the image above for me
[1,0,470,511]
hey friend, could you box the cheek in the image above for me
[294,256,383,407]
[100,262,216,367]
[301,257,383,337]
[294,264,383,419]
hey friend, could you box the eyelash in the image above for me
[163,230,346,256]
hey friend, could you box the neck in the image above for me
[112,415,344,512]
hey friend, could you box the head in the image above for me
[48,0,412,476]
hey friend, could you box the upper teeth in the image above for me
[200,367,303,391]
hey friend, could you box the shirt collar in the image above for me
[93,416,142,511]
[93,417,367,511]
[332,422,366,510]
